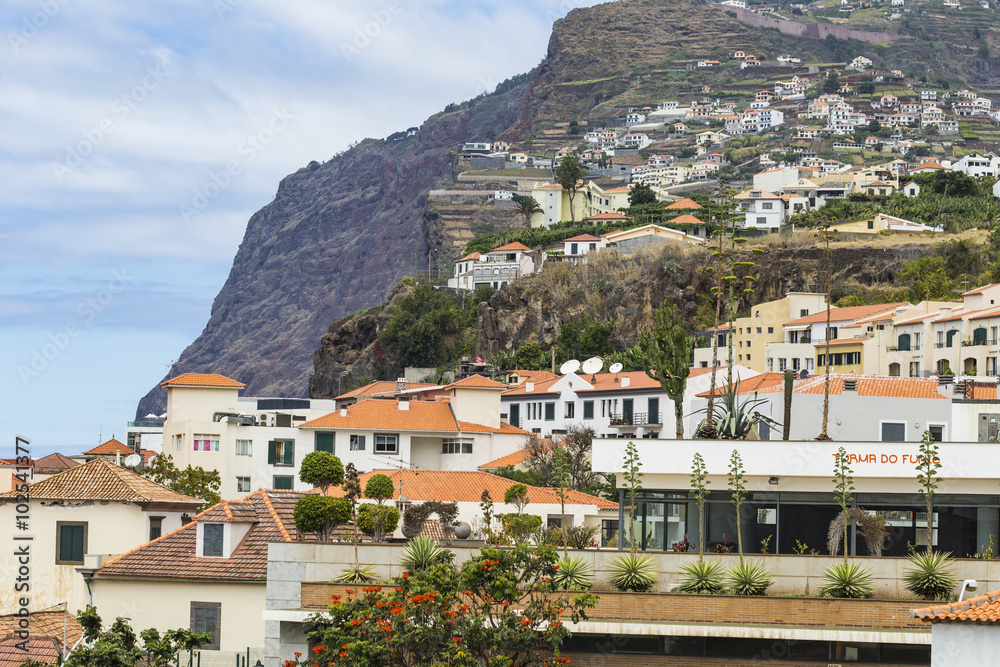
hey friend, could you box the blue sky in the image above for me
[0,0,607,458]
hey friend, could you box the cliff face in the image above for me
[135,85,528,417]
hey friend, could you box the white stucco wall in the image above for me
[931,623,1000,666]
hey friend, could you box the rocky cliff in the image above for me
[135,85,528,417]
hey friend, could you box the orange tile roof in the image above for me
[970,383,999,399]
[83,437,131,456]
[563,234,602,242]
[509,370,559,383]
[911,161,946,171]
[502,367,715,397]
[335,380,435,401]
[33,452,80,475]
[0,611,83,667]
[446,374,511,390]
[491,242,531,252]
[697,373,786,397]
[479,441,559,470]
[784,303,907,326]
[456,421,531,435]
[735,189,781,199]
[96,490,310,582]
[300,399,460,432]
[160,372,246,389]
[812,337,870,347]
[0,458,204,504]
[937,306,993,323]
[963,283,1000,296]
[913,590,1000,624]
[667,214,706,225]
[664,198,703,210]
[790,375,946,399]
[455,252,481,263]
[586,212,629,221]
[322,469,617,509]
[967,306,1000,321]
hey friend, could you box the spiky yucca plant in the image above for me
[335,565,378,584]
[609,553,658,592]
[904,551,959,600]
[678,559,726,594]
[554,555,595,591]
[726,559,772,596]
[819,562,874,599]
[399,537,451,572]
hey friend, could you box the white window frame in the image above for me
[236,476,251,493]
[235,440,252,456]
[879,419,908,442]
[375,434,399,455]
[193,434,220,452]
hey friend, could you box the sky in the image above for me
[0,0,608,459]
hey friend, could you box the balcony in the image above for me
[609,412,661,427]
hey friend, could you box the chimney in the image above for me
[398,397,410,411]
[939,307,953,318]
[340,408,348,417]
[526,382,534,393]
[396,377,408,393]
[621,377,631,388]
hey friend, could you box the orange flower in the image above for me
[313,646,325,653]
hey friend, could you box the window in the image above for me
[881,422,906,442]
[778,358,787,371]
[806,358,814,371]
[565,402,575,419]
[202,524,224,557]
[792,358,801,370]
[767,327,774,334]
[190,602,221,650]
[756,327,762,334]
[583,400,594,420]
[375,434,398,454]
[762,202,773,210]
[56,522,87,564]
[149,516,163,541]
[235,439,252,456]
[193,435,220,452]
[928,425,944,442]
[315,432,334,454]
[174,434,183,452]
[756,217,767,224]
[273,475,294,490]
[442,439,473,454]
[237,476,251,493]
[544,402,555,421]
[800,309,809,317]
[267,440,294,466]
[867,220,874,229]
[350,435,366,451]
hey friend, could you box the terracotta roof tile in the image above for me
[160,373,246,389]
[491,242,531,252]
[322,470,617,509]
[913,590,1000,624]
[667,214,706,225]
[563,234,602,242]
[0,611,83,652]
[454,252,481,263]
[0,636,64,667]
[696,373,786,397]
[444,374,510,390]
[784,303,907,326]
[335,380,435,401]
[664,198,703,210]
[509,370,559,383]
[456,421,531,436]
[963,283,1000,296]
[0,459,204,504]
[300,399,459,432]
[789,374,946,399]
[586,212,629,221]
[96,489,308,582]
[83,437,131,456]
[33,453,80,475]
[502,368,715,397]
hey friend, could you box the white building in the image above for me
[734,189,786,231]
[449,242,541,290]
[954,152,1000,178]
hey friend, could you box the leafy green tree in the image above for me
[512,194,543,224]
[553,448,571,557]
[832,446,855,561]
[298,451,345,495]
[380,284,462,368]
[628,182,658,207]
[300,544,596,667]
[899,256,957,302]
[357,503,400,542]
[916,431,942,554]
[364,473,395,503]
[503,483,531,513]
[142,454,220,510]
[821,71,840,94]
[637,302,691,439]
[858,82,876,95]
[554,153,585,222]
[728,450,747,560]
[690,453,710,559]
[556,318,614,362]
[623,441,643,553]
[67,606,211,667]
[294,495,352,543]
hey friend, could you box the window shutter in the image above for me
[315,433,334,454]
[267,440,277,465]
[283,441,294,465]
[583,401,594,420]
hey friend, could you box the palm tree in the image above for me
[513,195,543,225]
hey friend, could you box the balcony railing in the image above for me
[962,339,997,347]
[609,412,661,427]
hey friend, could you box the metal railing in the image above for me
[609,412,661,426]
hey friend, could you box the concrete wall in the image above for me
[715,4,901,42]
[932,623,1000,667]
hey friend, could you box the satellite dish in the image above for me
[559,359,581,375]
[799,369,810,380]
[143,413,160,419]
[158,412,167,419]
[609,362,624,374]
[123,454,142,468]
[582,357,604,374]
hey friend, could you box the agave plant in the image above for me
[678,559,726,595]
[693,378,781,440]
[818,562,874,599]
[554,555,595,591]
[399,537,451,572]
[608,553,658,592]
[726,559,772,596]
[335,565,378,584]
[903,551,959,600]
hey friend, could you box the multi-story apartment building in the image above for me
[449,242,541,291]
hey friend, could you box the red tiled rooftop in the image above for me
[788,375,946,399]
[697,373,786,398]
[335,380,435,401]
[444,374,510,390]
[563,234,602,242]
[664,198,703,210]
[913,590,1000,624]
[491,242,531,253]
[784,303,908,327]
[83,437,131,456]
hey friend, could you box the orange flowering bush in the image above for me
[294,544,596,667]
